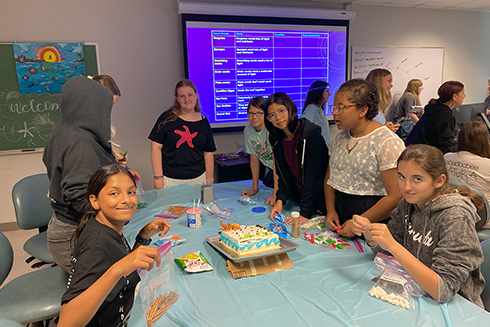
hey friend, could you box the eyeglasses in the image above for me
[329,104,357,114]
[267,108,287,121]
[247,111,264,118]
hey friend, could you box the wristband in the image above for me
[206,178,214,182]
[135,234,152,246]
[154,176,164,180]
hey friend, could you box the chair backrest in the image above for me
[480,238,490,310]
[450,179,490,230]
[12,173,53,230]
[0,232,14,287]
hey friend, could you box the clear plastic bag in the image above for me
[299,216,328,232]
[368,253,427,310]
[135,178,149,209]
[368,266,414,310]
[138,242,179,326]
[202,203,234,220]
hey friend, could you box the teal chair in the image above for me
[480,238,490,311]
[12,173,55,268]
[0,319,25,327]
[450,179,490,241]
[0,232,68,325]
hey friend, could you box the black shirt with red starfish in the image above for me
[149,110,216,179]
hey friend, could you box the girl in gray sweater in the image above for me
[352,144,485,308]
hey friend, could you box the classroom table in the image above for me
[125,181,490,327]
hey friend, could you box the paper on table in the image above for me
[224,253,293,279]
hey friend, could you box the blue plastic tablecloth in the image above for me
[125,181,490,327]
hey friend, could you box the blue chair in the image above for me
[450,179,490,241]
[480,238,490,311]
[0,232,68,325]
[12,173,55,268]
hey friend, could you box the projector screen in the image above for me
[183,15,349,129]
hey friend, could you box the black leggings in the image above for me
[335,190,383,225]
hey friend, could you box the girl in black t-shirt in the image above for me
[58,164,171,327]
[149,79,216,189]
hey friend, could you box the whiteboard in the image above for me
[351,46,444,106]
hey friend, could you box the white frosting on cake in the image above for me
[220,225,281,257]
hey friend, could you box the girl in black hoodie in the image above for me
[265,92,328,225]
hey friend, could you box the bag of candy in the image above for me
[238,195,257,205]
[174,251,214,273]
[138,242,179,327]
[299,216,328,232]
[368,253,426,310]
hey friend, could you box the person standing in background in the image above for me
[394,79,424,140]
[366,68,400,133]
[301,80,332,149]
[149,79,216,188]
[43,76,117,272]
[406,81,465,154]
[241,97,278,206]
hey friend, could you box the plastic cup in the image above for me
[187,208,202,228]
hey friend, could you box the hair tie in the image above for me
[452,188,459,194]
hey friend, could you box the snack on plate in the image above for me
[219,220,281,257]
[174,251,213,273]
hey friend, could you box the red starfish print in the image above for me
[174,125,197,148]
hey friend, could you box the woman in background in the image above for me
[394,79,424,140]
[366,68,399,132]
[301,80,332,149]
[265,92,328,225]
[325,79,404,237]
[149,79,216,188]
[444,121,490,227]
[406,81,465,154]
[394,79,424,124]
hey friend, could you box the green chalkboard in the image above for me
[0,43,98,152]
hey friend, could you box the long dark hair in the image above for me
[264,92,298,142]
[302,80,329,113]
[457,121,490,158]
[398,144,483,209]
[71,164,136,245]
[428,81,464,105]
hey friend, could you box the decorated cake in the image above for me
[218,220,281,258]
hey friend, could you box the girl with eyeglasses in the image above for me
[265,92,328,225]
[241,97,278,205]
[324,79,405,237]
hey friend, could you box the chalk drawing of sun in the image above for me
[35,44,65,63]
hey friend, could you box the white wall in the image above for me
[1,0,489,226]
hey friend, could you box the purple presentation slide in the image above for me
[186,23,347,127]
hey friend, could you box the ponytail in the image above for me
[448,185,484,211]
[71,212,94,246]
